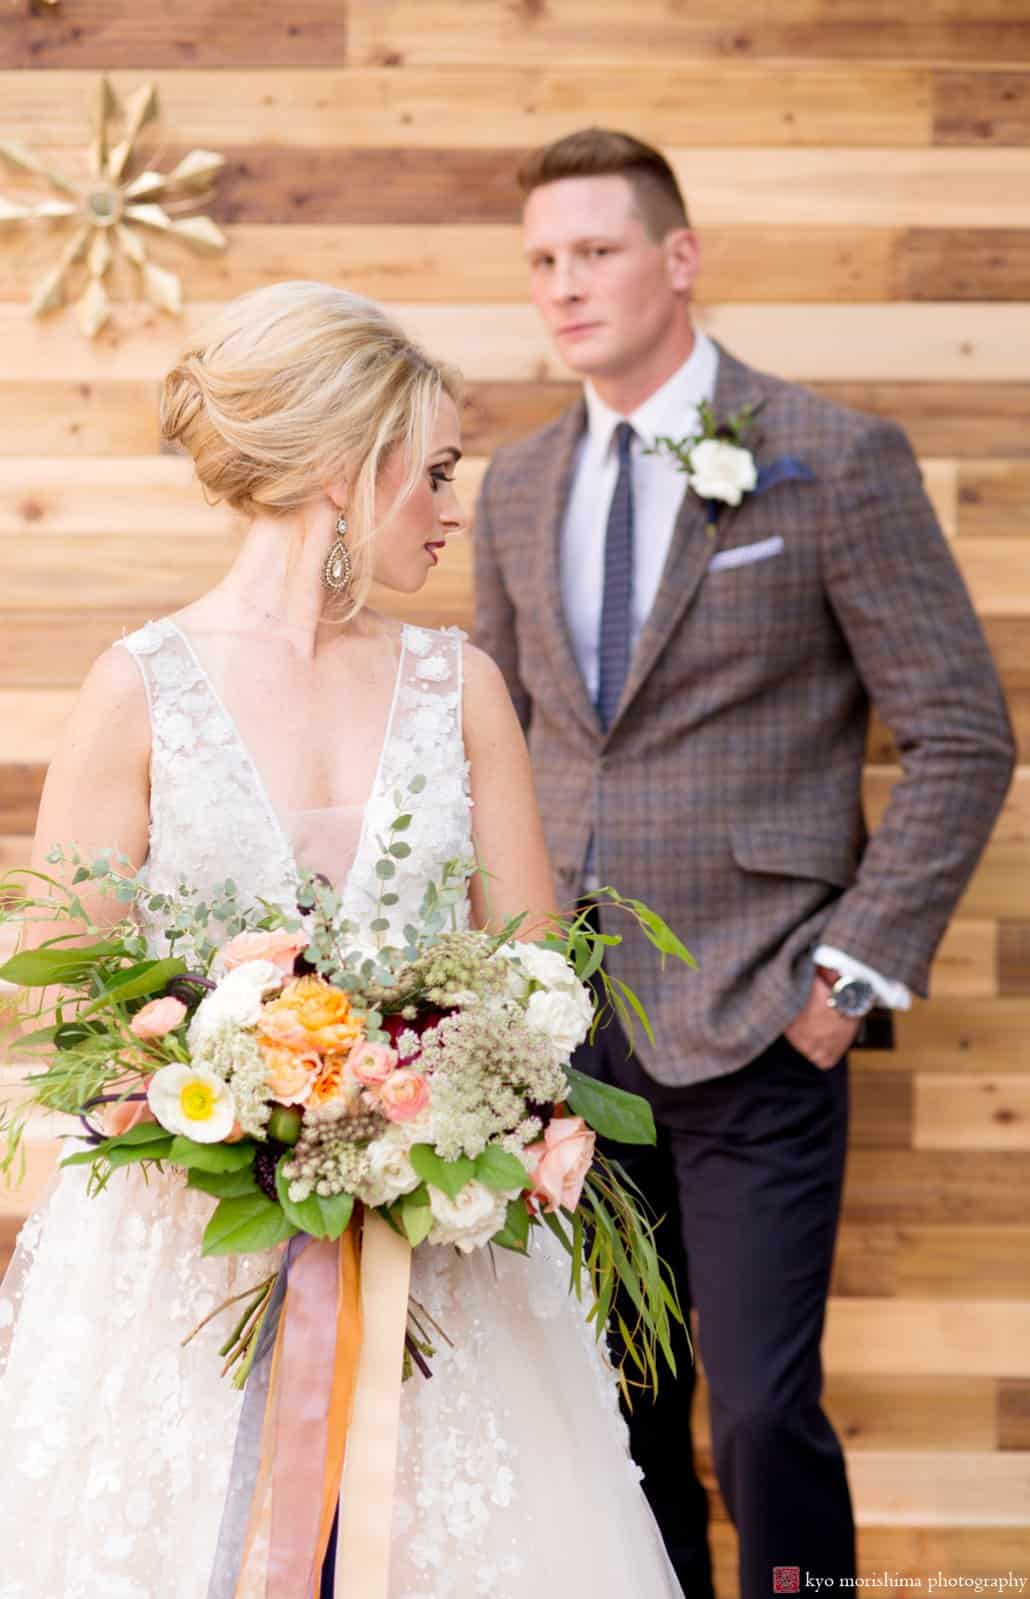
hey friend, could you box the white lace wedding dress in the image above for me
[0,618,683,1599]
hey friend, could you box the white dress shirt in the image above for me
[561,331,909,1012]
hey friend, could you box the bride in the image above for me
[0,282,684,1599]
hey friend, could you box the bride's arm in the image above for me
[461,644,559,937]
[26,647,151,944]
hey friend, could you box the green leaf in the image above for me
[474,1146,531,1193]
[375,859,396,880]
[408,774,427,794]
[188,1166,259,1199]
[201,1193,298,1257]
[566,1069,657,1146]
[609,976,656,1047]
[60,1119,174,1168]
[167,1136,258,1173]
[398,1184,433,1247]
[274,1160,354,1239]
[0,940,126,987]
[391,814,413,832]
[490,1194,531,1253]
[80,957,188,1016]
[108,1137,173,1169]
[409,1143,475,1200]
[388,842,412,860]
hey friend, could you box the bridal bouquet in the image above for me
[1,834,691,1394]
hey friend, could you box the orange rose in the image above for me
[308,1053,354,1107]
[261,1043,319,1106]
[262,977,364,1054]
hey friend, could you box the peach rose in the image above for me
[103,1073,155,1137]
[220,929,308,975]
[262,976,364,1054]
[261,1044,319,1106]
[257,1009,315,1052]
[347,1040,399,1088]
[378,1069,430,1123]
[526,1116,596,1214]
[130,996,187,1040]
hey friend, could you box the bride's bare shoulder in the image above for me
[67,643,150,752]
[461,641,523,742]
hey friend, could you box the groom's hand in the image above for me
[784,976,859,1070]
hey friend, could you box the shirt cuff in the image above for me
[813,945,912,1011]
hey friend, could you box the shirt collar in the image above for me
[583,328,719,457]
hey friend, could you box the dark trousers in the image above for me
[574,1013,856,1599]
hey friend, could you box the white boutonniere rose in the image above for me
[686,437,758,507]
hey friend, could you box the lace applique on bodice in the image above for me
[116,618,473,953]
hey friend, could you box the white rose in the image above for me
[525,986,594,1059]
[359,1137,422,1208]
[687,438,757,507]
[187,960,284,1052]
[506,943,574,992]
[426,1180,508,1254]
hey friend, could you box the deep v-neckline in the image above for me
[164,617,409,891]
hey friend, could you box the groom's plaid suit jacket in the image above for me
[473,342,1016,1085]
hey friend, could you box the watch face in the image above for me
[833,978,875,1019]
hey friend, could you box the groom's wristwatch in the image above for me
[815,965,877,1020]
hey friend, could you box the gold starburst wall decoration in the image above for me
[0,76,227,338]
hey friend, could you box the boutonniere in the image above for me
[647,399,816,530]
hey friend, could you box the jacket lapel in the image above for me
[610,342,770,733]
[536,397,602,739]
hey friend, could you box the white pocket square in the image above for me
[708,536,785,573]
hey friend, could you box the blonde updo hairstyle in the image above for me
[161,282,461,619]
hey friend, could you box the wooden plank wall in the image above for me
[2,3,1030,1590]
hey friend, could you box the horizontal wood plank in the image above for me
[851,1070,914,1149]
[997,1379,1030,1450]
[825,1300,1030,1379]
[934,70,1030,145]
[3,224,926,306]
[833,1224,1030,1301]
[846,1449,1030,1525]
[915,1075,1030,1150]
[1,381,1026,463]
[843,1150,1030,1224]
[887,997,1030,1074]
[1,303,1029,384]
[0,1,347,68]
[895,227,1030,300]
[0,66,936,149]
[895,1225,1030,1300]
[999,921,1030,996]
[12,145,1030,228]
[348,3,1030,69]
[958,460,1030,538]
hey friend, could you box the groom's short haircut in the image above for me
[517,128,690,240]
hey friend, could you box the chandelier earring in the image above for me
[323,512,353,593]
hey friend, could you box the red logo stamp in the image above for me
[774,1570,801,1594]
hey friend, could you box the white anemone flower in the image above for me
[147,1063,236,1143]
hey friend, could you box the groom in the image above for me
[473,129,1015,1597]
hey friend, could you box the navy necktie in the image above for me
[595,420,635,732]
